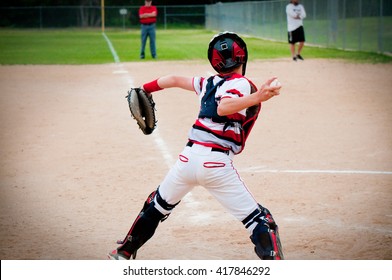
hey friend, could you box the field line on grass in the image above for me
[102,33,120,63]
[103,32,175,169]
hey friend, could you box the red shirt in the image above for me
[139,5,157,24]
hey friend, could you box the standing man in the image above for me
[286,0,306,61]
[139,0,157,59]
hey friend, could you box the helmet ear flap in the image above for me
[232,41,247,64]
[210,48,226,71]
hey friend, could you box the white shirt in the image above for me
[286,3,306,32]
[190,74,253,154]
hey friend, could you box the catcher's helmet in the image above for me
[208,31,248,75]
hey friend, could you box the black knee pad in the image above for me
[155,189,180,212]
[154,188,181,221]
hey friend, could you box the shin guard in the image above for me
[247,206,284,260]
[117,190,177,259]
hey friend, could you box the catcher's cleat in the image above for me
[108,249,136,260]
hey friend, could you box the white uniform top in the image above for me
[286,3,306,32]
[190,74,253,154]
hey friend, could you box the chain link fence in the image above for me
[0,5,205,29]
[206,0,392,54]
[1,1,390,54]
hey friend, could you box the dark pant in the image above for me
[288,26,305,44]
[140,23,156,58]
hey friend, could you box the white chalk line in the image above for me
[103,32,193,204]
[283,216,392,234]
[102,33,120,63]
[238,166,392,175]
[151,128,176,168]
[103,32,175,167]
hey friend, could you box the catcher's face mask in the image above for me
[208,31,248,75]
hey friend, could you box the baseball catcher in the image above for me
[109,31,283,260]
[126,88,156,135]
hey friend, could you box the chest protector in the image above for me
[197,75,261,153]
[198,76,229,123]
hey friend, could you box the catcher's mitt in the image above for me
[126,88,157,135]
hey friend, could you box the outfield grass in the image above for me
[0,29,114,64]
[0,28,390,65]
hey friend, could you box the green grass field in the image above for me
[0,28,390,65]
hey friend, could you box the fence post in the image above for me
[342,0,346,50]
[358,0,362,51]
[280,1,284,42]
[378,0,384,53]
[101,0,105,32]
[329,0,338,47]
[164,6,167,29]
[312,0,318,45]
[39,6,43,29]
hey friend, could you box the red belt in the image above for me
[186,141,230,155]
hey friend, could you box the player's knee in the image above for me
[137,187,180,229]
[153,187,180,219]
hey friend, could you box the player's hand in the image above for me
[257,77,281,102]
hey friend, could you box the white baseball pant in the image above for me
[154,143,260,234]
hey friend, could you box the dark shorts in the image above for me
[288,26,305,44]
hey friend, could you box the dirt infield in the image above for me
[0,59,391,260]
